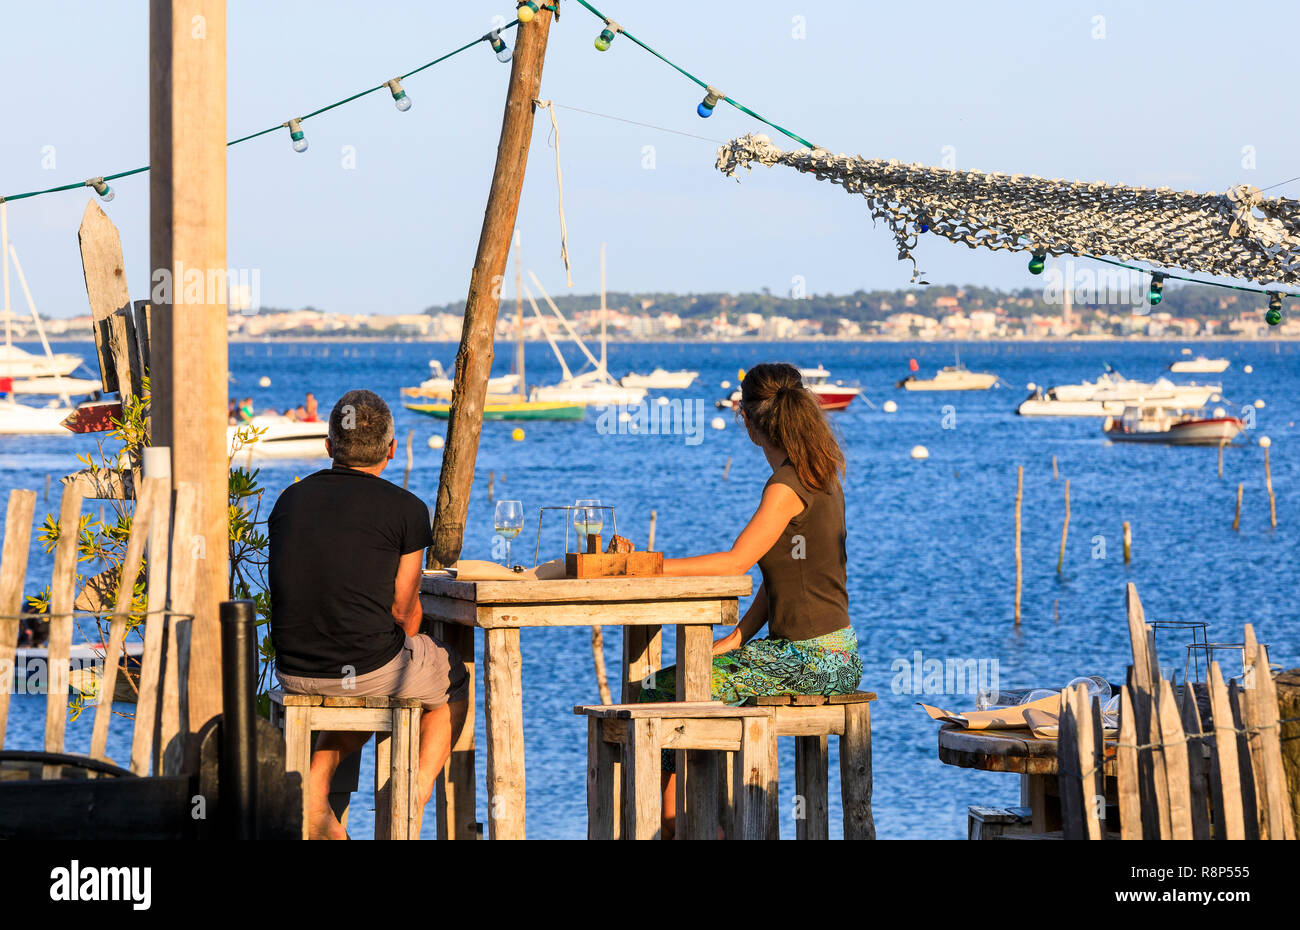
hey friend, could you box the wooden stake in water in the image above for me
[1233,483,1243,532]
[723,457,732,481]
[1217,440,1225,479]
[488,471,495,503]
[1261,438,1277,528]
[402,428,414,490]
[590,627,612,706]
[1014,466,1023,625]
[1122,521,1132,564]
[1057,479,1070,574]
[648,509,657,551]
[1052,455,1058,480]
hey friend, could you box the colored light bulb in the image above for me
[489,31,512,62]
[595,27,616,51]
[387,78,412,112]
[517,1,538,23]
[1267,293,1283,326]
[91,179,114,202]
[697,88,722,118]
[1027,251,1046,275]
[1147,273,1165,306]
[287,118,308,153]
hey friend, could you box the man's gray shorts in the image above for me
[276,632,469,711]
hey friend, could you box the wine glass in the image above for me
[574,499,603,551]
[494,500,524,567]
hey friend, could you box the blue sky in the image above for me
[2,0,1297,317]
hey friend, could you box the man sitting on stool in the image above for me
[269,389,468,840]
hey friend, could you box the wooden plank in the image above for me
[1117,683,1142,839]
[149,0,229,735]
[576,702,770,719]
[1057,685,1084,839]
[796,734,829,840]
[1246,637,1295,840]
[624,717,661,840]
[283,705,312,840]
[62,468,133,501]
[1179,682,1213,840]
[420,573,752,604]
[130,456,172,775]
[587,716,617,840]
[159,481,198,772]
[620,624,661,703]
[1129,665,1171,839]
[772,704,847,737]
[1205,661,1246,840]
[388,706,417,840]
[77,201,133,396]
[43,484,83,764]
[0,489,36,749]
[1125,584,1155,693]
[159,615,192,776]
[841,702,874,840]
[90,478,155,760]
[1073,686,1104,840]
[374,729,392,840]
[484,627,525,839]
[1157,679,1194,840]
[480,599,730,629]
[434,622,477,841]
[1228,681,1261,839]
[734,715,772,840]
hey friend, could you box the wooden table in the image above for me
[420,573,752,839]
[938,724,1117,835]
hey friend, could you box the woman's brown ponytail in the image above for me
[740,362,845,492]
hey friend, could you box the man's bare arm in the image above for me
[393,550,425,636]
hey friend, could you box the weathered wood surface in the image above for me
[625,717,662,840]
[0,489,36,749]
[1205,661,1246,840]
[1117,684,1142,839]
[159,481,198,774]
[149,0,229,733]
[745,691,878,706]
[841,702,875,840]
[428,6,555,569]
[1276,668,1300,841]
[130,452,172,775]
[1179,681,1213,840]
[78,201,136,398]
[484,627,525,840]
[577,701,769,720]
[734,715,772,840]
[421,573,752,604]
[434,622,477,841]
[937,724,1117,777]
[587,716,619,840]
[1157,678,1194,840]
[43,485,83,766]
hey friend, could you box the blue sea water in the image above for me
[2,337,1296,839]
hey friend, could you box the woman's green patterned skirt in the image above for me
[637,626,863,705]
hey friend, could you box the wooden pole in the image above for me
[402,428,414,490]
[723,457,732,481]
[1233,483,1243,532]
[1122,521,1132,564]
[149,0,228,732]
[1217,440,1225,479]
[648,509,657,551]
[488,471,495,503]
[1263,441,1277,528]
[1051,455,1058,480]
[1014,466,1023,625]
[1057,478,1070,574]
[428,9,554,568]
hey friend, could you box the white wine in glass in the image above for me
[494,500,524,567]
[573,499,603,547]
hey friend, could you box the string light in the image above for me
[1267,292,1284,326]
[1028,250,1046,275]
[488,30,512,63]
[286,118,308,153]
[1147,272,1166,306]
[698,86,723,119]
[386,78,412,112]
[87,178,114,202]
[516,1,540,23]
[595,21,620,51]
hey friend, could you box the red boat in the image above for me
[715,366,862,412]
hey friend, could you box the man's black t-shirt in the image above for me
[269,465,433,678]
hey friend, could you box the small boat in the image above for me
[1017,375,1221,417]
[405,399,585,421]
[715,366,861,412]
[619,368,698,390]
[9,374,102,395]
[1102,406,1245,445]
[897,366,998,391]
[0,395,102,435]
[228,415,329,460]
[15,640,144,703]
[0,343,83,379]
[401,360,520,400]
[1169,356,1230,374]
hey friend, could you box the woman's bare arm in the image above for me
[662,482,804,577]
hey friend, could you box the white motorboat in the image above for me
[898,366,998,391]
[1169,356,1230,374]
[0,343,83,379]
[716,366,862,412]
[229,415,329,461]
[9,374,102,395]
[1018,373,1220,417]
[619,368,698,390]
[1103,406,1245,445]
[401,359,521,401]
[0,397,81,435]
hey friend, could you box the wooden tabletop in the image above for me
[937,723,1117,777]
[420,573,753,603]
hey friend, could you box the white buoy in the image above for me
[1259,435,1272,448]
[656,396,669,406]
[1244,364,1254,374]
[427,435,444,450]
[710,416,726,431]
[910,445,930,460]
[1254,399,1266,409]
[883,400,899,413]
[1211,394,1221,402]
[720,380,731,390]
[1213,407,1226,418]
[258,375,271,388]
[1026,382,1037,392]
[618,411,632,423]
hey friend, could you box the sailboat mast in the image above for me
[1,202,10,349]
[599,243,607,377]
[515,230,525,401]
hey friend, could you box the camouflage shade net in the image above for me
[715,133,1300,287]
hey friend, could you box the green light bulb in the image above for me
[1267,293,1283,326]
[1147,274,1165,306]
[595,28,615,51]
[1027,251,1046,275]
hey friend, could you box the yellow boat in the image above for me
[404,399,585,421]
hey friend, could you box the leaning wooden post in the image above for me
[428,10,554,568]
[1233,483,1243,532]
[1217,440,1225,479]
[149,0,229,732]
[1122,521,1132,564]
[1013,466,1023,625]
[1260,437,1277,528]
[1056,478,1070,574]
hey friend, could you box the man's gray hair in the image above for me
[328,389,395,467]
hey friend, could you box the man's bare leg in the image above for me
[413,698,469,835]
[661,772,677,840]
[308,730,371,840]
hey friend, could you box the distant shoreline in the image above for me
[38,335,1300,346]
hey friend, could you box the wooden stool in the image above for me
[268,689,423,840]
[740,691,876,840]
[575,702,775,840]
